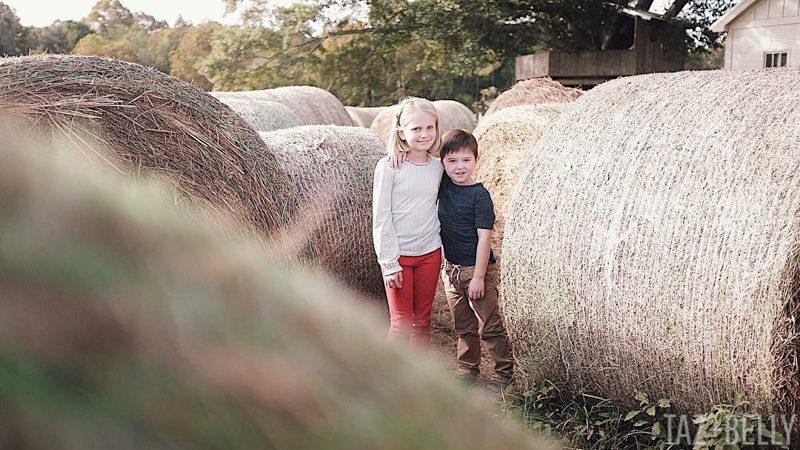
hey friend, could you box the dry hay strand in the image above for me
[0,141,549,450]
[210,93,301,131]
[0,54,297,238]
[473,103,565,260]
[215,86,355,126]
[485,77,581,117]
[501,67,800,419]
[370,100,477,149]
[260,125,385,301]
[345,105,386,128]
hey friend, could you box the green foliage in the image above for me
[203,0,524,105]
[72,33,138,61]
[691,397,788,449]
[514,383,790,450]
[0,2,23,56]
[169,22,221,90]
[84,0,136,33]
[23,20,93,54]
[0,0,739,106]
[685,47,724,70]
[72,0,183,73]
[209,0,735,108]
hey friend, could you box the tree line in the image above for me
[0,0,734,111]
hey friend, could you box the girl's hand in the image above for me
[468,277,484,300]
[384,271,403,289]
[389,152,407,170]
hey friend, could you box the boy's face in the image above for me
[442,148,476,186]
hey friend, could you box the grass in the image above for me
[498,380,790,450]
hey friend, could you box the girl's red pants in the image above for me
[385,248,442,351]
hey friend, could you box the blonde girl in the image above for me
[372,97,443,350]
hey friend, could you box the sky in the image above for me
[2,0,249,27]
[4,0,676,28]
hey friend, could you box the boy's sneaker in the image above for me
[481,379,512,398]
[455,374,479,388]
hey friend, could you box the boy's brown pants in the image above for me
[441,260,514,383]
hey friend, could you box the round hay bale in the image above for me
[502,68,800,418]
[210,93,301,131]
[370,100,477,149]
[345,105,386,128]
[0,141,547,450]
[369,104,397,143]
[0,54,297,238]
[473,104,565,259]
[215,86,355,126]
[260,125,385,300]
[434,100,478,133]
[485,77,581,117]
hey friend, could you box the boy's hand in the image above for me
[468,276,484,299]
[384,271,403,289]
[389,152,407,170]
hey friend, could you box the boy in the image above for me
[438,129,514,395]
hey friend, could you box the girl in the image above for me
[372,97,443,351]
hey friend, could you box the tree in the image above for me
[24,20,92,54]
[74,0,185,72]
[0,2,23,56]
[72,33,138,61]
[84,0,135,34]
[215,0,736,107]
[169,22,222,90]
[142,26,185,73]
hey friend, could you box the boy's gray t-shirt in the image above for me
[438,175,496,266]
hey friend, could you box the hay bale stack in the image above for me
[260,125,385,300]
[345,105,386,128]
[473,104,565,259]
[485,77,581,116]
[0,141,547,450]
[0,54,296,238]
[210,94,301,131]
[215,86,355,126]
[502,68,800,418]
[370,100,477,147]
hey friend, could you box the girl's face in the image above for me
[398,111,437,153]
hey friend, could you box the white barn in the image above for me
[711,0,800,70]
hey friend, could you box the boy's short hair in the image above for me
[440,129,478,159]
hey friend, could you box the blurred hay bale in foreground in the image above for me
[0,139,548,450]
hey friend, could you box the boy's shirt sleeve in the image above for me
[474,187,496,230]
[372,159,402,276]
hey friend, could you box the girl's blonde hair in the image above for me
[386,97,442,156]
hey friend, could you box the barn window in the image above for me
[765,52,788,68]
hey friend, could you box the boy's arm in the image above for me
[468,229,492,299]
[468,188,496,299]
[473,229,493,279]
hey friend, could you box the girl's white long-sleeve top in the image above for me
[372,155,443,276]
